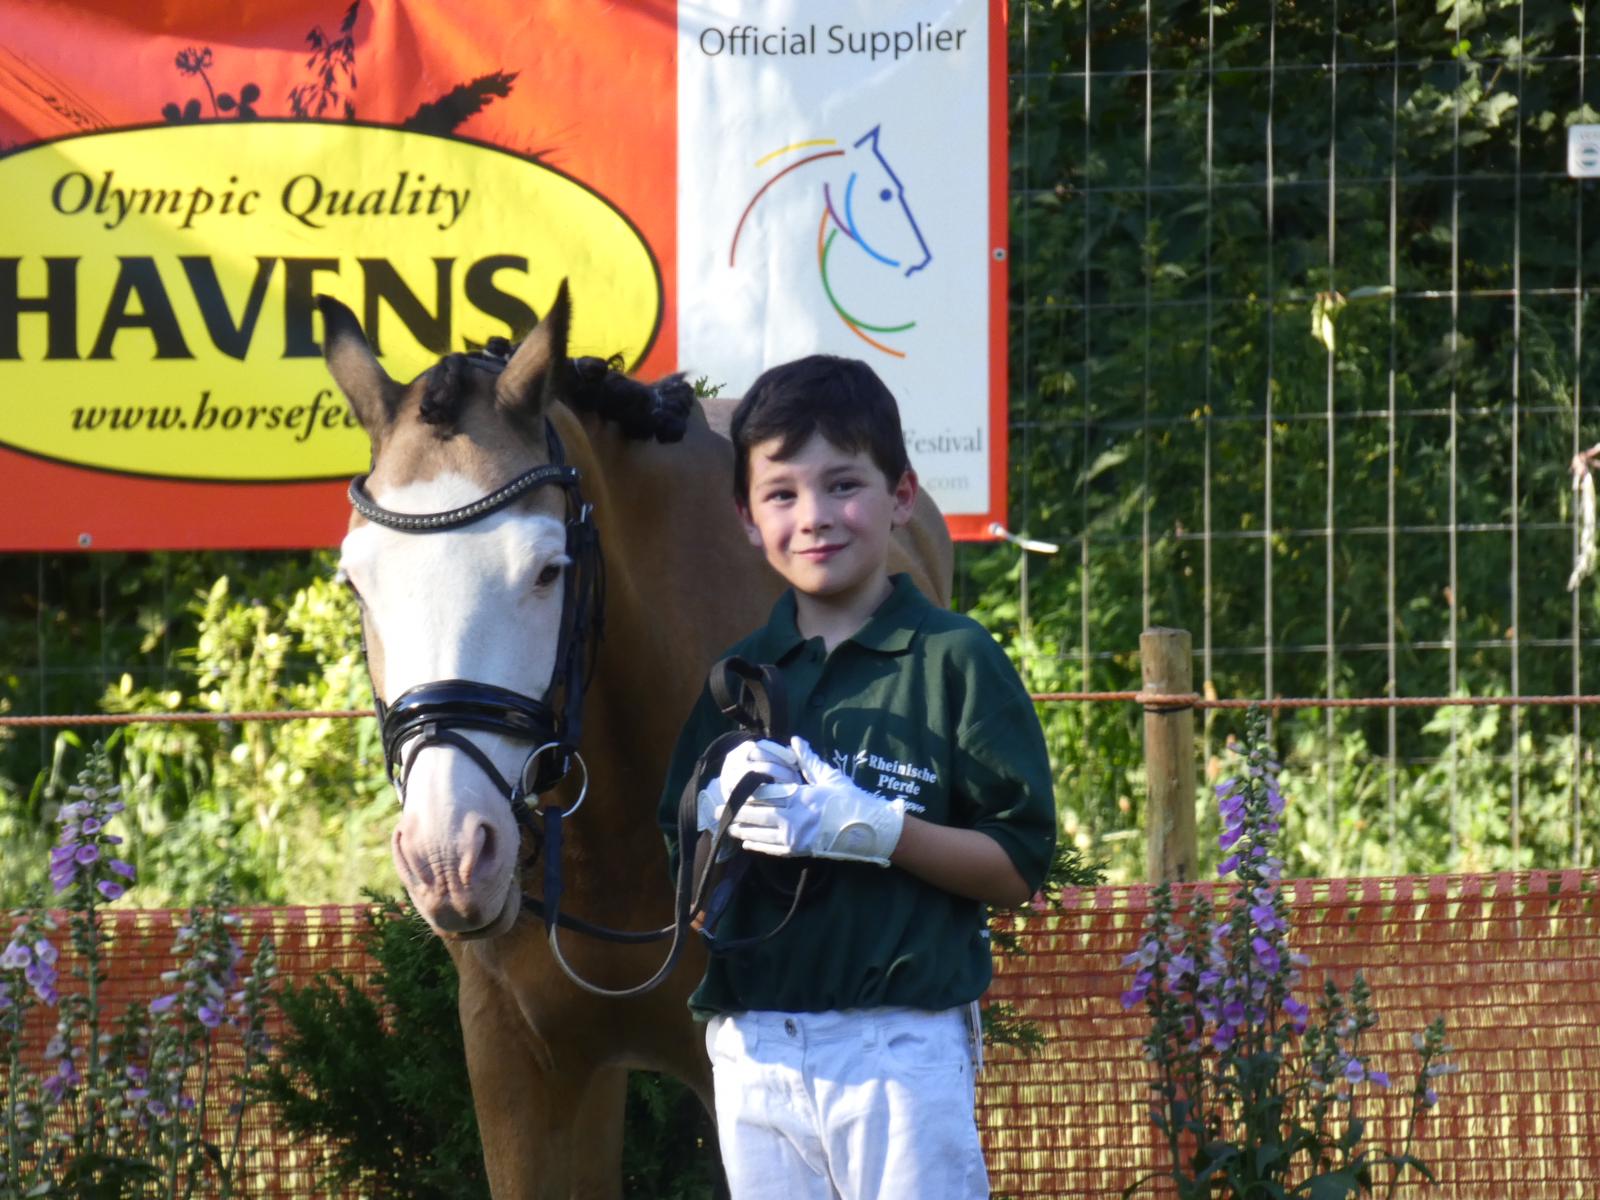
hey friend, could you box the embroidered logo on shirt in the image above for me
[828,747,935,811]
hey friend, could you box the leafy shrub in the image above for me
[261,895,722,1200]
[1,567,394,910]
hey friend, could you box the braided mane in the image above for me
[418,353,474,429]
[415,337,693,443]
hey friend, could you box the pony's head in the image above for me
[827,126,933,278]
[319,286,580,940]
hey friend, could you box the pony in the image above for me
[729,125,933,359]
[316,283,952,1199]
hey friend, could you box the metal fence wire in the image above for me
[999,0,1600,876]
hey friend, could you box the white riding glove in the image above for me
[694,778,744,863]
[717,738,801,803]
[695,778,726,835]
[728,736,906,866]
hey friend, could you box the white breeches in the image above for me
[706,1005,989,1200]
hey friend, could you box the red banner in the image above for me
[0,0,1006,549]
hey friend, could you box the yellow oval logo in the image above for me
[0,121,661,481]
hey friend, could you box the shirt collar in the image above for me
[846,573,927,653]
[749,573,930,662]
[746,589,809,664]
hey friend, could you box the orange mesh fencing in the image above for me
[980,870,1600,1199]
[8,875,1598,1196]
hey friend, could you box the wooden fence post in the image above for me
[1141,627,1197,884]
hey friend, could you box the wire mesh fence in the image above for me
[995,0,1600,878]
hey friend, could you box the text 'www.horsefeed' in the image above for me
[68,389,359,443]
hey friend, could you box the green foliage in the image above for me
[620,1071,720,1200]
[261,895,720,1200]
[955,0,1600,880]
[1,559,391,908]
[258,895,487,1199]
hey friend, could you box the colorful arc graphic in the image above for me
[817,210,911,359]
[728,134,924,358]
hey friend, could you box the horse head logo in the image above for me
[729,125,933,358]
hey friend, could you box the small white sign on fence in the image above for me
[1567,124,1600,177]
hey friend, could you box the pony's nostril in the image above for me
[461,820,496,886]
[394,829,434,889]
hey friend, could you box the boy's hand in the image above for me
[727,736,906,866]
[718,738,801,801]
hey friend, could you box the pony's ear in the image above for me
[317,295,400,437]
[496,280,571,417]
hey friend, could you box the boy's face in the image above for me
[738,431,917,606]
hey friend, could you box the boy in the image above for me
[657,354,1057,1200]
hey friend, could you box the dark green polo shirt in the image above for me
[657,573,1057,1017]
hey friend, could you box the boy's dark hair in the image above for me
[729,355,911,502]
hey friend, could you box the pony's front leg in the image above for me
[570,1066,627,1200]
[455,956,624,1199]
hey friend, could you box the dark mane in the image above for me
[418,353,475,430]
[416,337,694,443]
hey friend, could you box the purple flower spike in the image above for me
[0,942,29,970]
[73,844,100,866]
[198,1004,223,1028]
[96,881,126,902]
[1120,987,1148,1010]
[1251,936,1281,975]
[1217,854,1240,876]
[1344,1058,1366,1083]
[149,994,178,1014]
[1368,1070,1391,1088]
[109,859,136,880]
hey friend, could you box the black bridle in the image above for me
[351,419,602,815]
[348,365,804,999]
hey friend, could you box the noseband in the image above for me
[351,418,602,820]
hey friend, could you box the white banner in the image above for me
[677,0,1002,528]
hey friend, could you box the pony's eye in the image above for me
[535,563,563,588]
[879,188,892,201]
